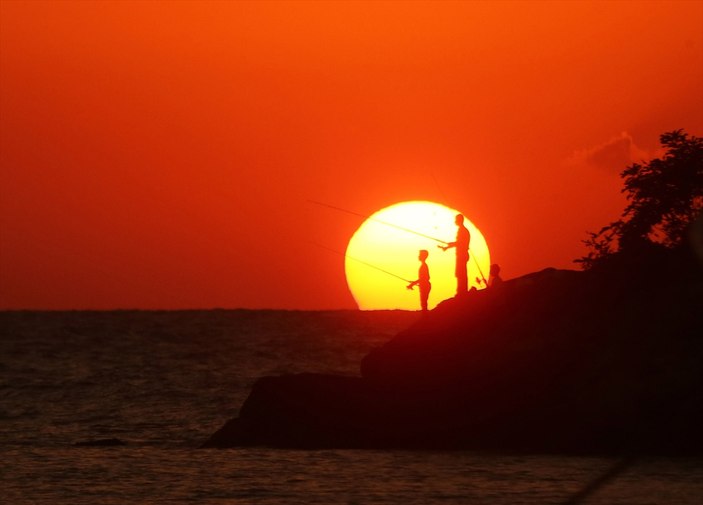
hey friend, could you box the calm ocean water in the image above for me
[1,310,701,504]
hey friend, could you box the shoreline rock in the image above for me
[203,248,703,454]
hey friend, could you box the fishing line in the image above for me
[431,172,449,205]
[309,199,488,286]
[308,200,449,245]
[310,241,413,283]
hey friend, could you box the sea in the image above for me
[1,310,701,504]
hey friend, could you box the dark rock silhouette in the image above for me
[203,246,703,453]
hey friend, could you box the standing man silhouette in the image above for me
[440,214,470,295]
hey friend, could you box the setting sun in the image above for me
[345,201,490,310]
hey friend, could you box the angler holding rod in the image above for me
[312,241,432,312]
[438,213,470,296]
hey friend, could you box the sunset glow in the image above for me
[0,1,701,309]
[345,201,489,310]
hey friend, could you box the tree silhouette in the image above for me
[577,129,703,269]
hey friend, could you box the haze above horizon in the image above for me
[1,1,702,309]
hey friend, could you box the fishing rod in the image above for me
[308,200,449,245]
[309,199,489,286]
[311,242,413,283]
[473,257,488,286]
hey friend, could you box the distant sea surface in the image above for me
[2,310,701,504]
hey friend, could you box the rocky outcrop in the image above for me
[203,246,703,454]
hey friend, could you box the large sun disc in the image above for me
[345,201,490,310]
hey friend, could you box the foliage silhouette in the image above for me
[577,129,703,269]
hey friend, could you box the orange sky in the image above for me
[1,0,702,310]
